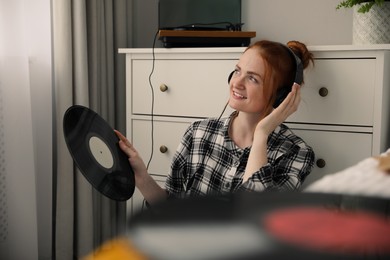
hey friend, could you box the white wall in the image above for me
[133,0,353,47]
[242,0,353,45]
[0,0,52,259]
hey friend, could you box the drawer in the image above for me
[287,58,376,126]
[290,128,372,189]
[132,59,236,118]
[131,118,194,176]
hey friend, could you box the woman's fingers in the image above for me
[114,130,133,147]
[278,83,301,116]
[114,129,136,158]
[291,83,301,111]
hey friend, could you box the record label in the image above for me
[89,135,114,169]
[263,206,390,255]
[63,105,135,201]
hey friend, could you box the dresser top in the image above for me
[119,44,390,54]
[308,44,390,51]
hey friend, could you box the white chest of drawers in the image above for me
[119,45,390,217]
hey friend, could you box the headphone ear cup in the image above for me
[273,86,291,108]
[228,71,234,84]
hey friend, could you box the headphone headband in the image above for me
[227,43,304,108]
[284,45,303,85]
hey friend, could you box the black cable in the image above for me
[217,101,229,121]
[142,30,230,207]
[146,30,159,170]
[140,30,159,213]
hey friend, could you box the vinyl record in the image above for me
[127,192,390,260]
[63,105,135,201]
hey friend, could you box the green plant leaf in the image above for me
[336,0,387,13]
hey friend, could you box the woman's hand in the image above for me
[243,83,301,182]
[114,130,148,179]
[256,83,301,136]
[114,130,168,204]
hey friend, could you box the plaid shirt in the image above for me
[165,112,315,198]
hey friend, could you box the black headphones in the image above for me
[228,45,303,108]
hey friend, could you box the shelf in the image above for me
[158,30,256,48]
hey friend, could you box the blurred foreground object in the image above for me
[306,149,390,198]
[83,238,147,260]
[84,192,390,260]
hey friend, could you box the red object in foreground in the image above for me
[263,207,390,255]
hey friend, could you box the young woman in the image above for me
[115,40,315,205]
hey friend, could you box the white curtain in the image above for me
[52,0,132,259]
[0,0,133,259]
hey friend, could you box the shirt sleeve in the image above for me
[238,143,315,192]
[165,123,195,198]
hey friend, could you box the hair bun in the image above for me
[287,40,314,69]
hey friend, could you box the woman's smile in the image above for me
[233,91,247,99]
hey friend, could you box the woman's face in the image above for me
[228,48,266,114]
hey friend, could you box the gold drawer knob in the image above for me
[159,145,168,153]
[160,84,168,92]
[316,158,326,168]
[319,87,328,97]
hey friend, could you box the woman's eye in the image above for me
[249,76,258,83]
